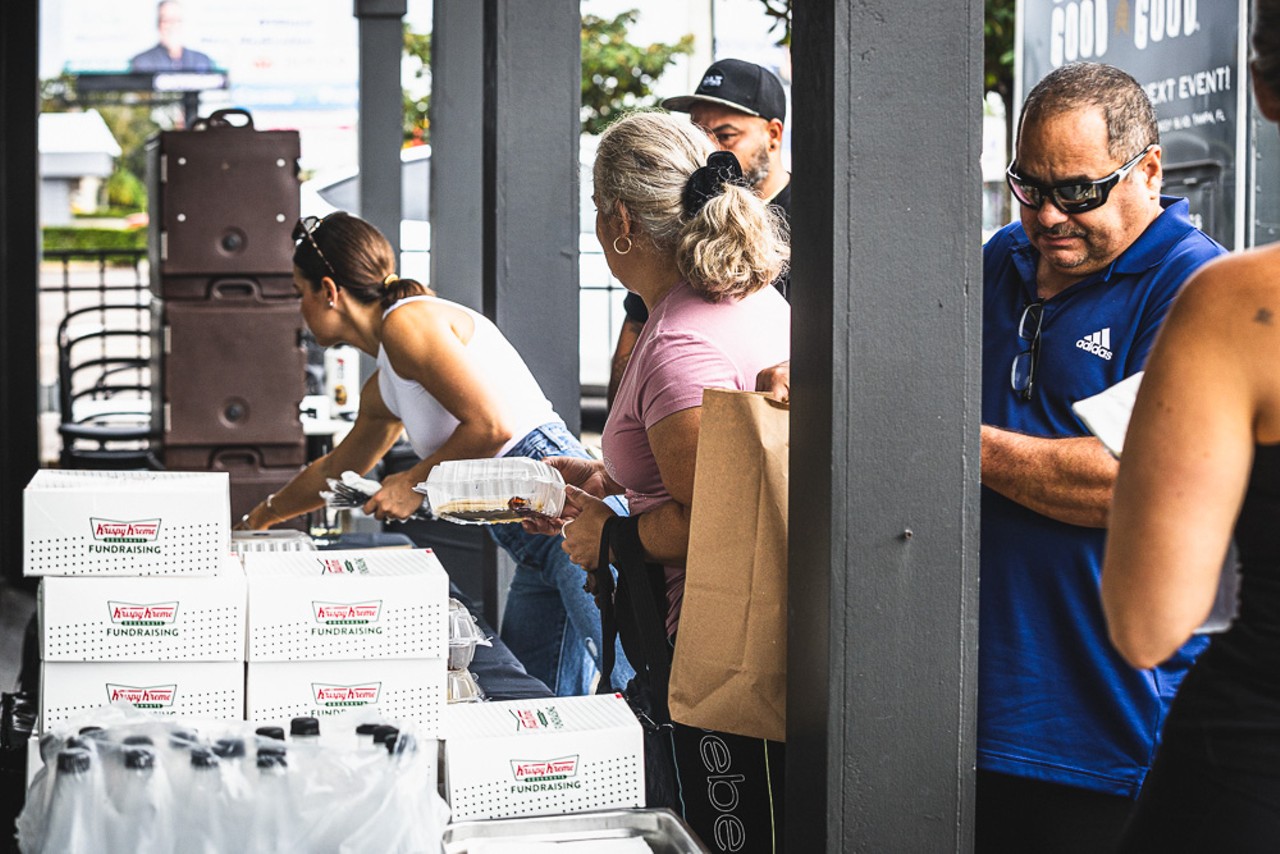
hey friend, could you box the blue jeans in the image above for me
[489,422,635,696]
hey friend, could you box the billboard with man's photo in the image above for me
[41,0,361,168]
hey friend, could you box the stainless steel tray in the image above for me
[441,808,708,853]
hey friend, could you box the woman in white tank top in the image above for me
[237,212,632,696]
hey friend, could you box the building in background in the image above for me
[38,110,120,224]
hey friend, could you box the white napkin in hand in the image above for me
[1071,371,1144,458]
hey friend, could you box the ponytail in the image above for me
[676,183,788,302]
[379,274,432,309]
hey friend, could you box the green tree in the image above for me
[580,10,694,135]
[985,0,1016,126]
[758,0,792,47]
[403,25,432,145]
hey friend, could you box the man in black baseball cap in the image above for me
[663,58,789,209]
[607,58,792,408]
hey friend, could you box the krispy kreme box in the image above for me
[243,549,448,661]
[246,658,446,735]
[24,470,230,576]
[41,661,244,728]
[443,694,643,821]
[40,557,245,662]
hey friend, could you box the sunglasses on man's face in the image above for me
[292,214,339,280]
[1006,145,1154,215]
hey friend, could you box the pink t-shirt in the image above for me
[602,280,790,635]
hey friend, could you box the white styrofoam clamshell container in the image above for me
[443,693,644,822]
[23,470,230,576]
[40,661,245,728]
[40,556,246,661]
[243,548,449,661]
[246,658,446,736]
[423,458,566,524]
[229,528,316,561]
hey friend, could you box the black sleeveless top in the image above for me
[1160,443,1280,773]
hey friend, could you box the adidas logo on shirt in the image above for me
[1076,328,1113,360]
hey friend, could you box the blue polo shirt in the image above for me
[980,197,1225,796]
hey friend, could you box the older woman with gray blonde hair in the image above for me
[1103,1,1280,849]
[537,109,789,631]
[526,110,789,846]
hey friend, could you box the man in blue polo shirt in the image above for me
[979,62,1225,852]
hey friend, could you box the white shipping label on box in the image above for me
[247,658,446,736]
[24,470,230,576]
[444,694,644,822]
[40,559,246,661]
[244,549,449,660]
[41,661,245,728]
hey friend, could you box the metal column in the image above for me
[0,0,41,584]
[481,0,582,435]
[430,0,485,311]
[355,0,407,261]
[428,0,500,625]
[787,1,983,850]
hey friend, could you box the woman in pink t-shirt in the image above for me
[531,110,790,635]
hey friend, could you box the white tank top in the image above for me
[375,295,559,459]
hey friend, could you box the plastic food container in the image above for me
[447,669,484,703]
[230,529,316,559]
[447,598,492,671]
[421,458,565,525]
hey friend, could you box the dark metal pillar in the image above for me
[429,0,484,311]
[428,0,499,625]
[481,0,581,435]
[0,1,41,585]
[355,0,407,261]
[787,1,982,850]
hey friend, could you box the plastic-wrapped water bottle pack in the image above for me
[16,706,449,853]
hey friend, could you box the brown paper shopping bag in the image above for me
[668,388,788,742]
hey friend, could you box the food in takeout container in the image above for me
[419,459,565,525]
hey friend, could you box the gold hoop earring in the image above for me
[613,235,633,255]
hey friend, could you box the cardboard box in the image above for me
[244,549,449,661]
[39,558,246,661]
[40,661,245,728]
[24,470,230,576]
[443,694,644,821]
[246,659,446,735]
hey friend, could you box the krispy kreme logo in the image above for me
[311,682,381,706]
[509,704,565,732]
[107,684,177,708]
[108,601,179,626]
[311,601,381,624]
[313,557,370,576]
[91,518,161,543]
[511,755,579,783]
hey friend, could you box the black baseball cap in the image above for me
[663,58,787,124]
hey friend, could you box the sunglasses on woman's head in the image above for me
[1006,145,1154,215]
[292,215,339,280]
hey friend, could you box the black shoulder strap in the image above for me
[595,516,618,694]
[596,515,672,724]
